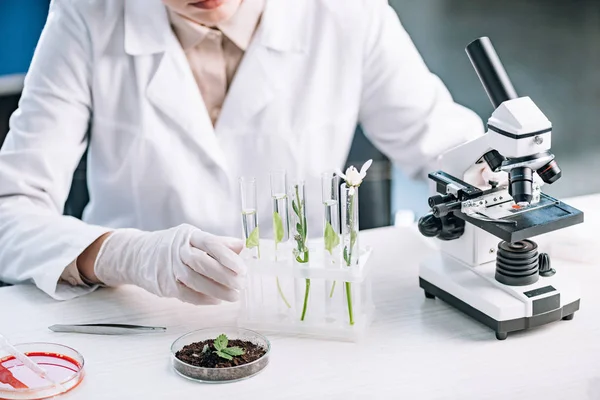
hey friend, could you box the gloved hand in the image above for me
[94,224,246,305]
[464,162,508,188]
[464,162,545,190]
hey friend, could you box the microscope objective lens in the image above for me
[508,167,534,205]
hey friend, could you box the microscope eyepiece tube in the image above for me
[466,37,518,108]
[508,167,534,206]
[483,150,506,173]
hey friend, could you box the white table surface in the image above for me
[1,195,599,400]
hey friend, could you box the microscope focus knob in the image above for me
[418,213,442,238]
[538,253,556,277]
[428,194,454,208]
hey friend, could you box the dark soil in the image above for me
[175,339,267,369]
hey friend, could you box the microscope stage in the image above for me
[419,252,580,340]
[456,194,583,242]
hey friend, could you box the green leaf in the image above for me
[245,226,260,249]
[350,229,357,250]
[202,344,209,354]
[296,222,302,236]
[324,221,340,255]
[292,200,300,217]
[213,334,228,351]
[222,347,245,357]
[273,212,284,245]
[343,246,350,265]
[214,350,233,360]
[302,216,308,240]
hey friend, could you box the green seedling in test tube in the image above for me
[270,171,291,309]
[291,181,310,321]
[336,160,372,326]
[240,177,261,259]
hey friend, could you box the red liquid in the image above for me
[0,352,81,391]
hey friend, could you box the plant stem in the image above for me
[293,184,311,321]
[274,242,291,309]
[300,278,311,321]
[276,277,291,309]
[345,282,354,325]
[329,281,337,298]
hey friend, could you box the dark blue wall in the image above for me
[0,1,50,76]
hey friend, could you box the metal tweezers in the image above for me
[48,324,167,335]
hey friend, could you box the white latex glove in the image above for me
[94,224,246,305]
[463,162,508,189]
[464,163,545,190]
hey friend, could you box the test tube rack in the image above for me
[238,238,374,342]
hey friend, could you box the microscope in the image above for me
[418,37,584,340]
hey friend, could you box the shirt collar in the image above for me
[168,0,265,51]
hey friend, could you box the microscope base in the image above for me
[419,253,580,340]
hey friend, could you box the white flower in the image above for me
[336,159,372,194]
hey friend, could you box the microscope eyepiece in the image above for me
[483,150,506,173]
[509,167,534,206]
[536,159,562,184]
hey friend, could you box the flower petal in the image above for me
[346,169,363,186]
[345,166,358,177]
[360,159,373,175]
[335,168,346,180]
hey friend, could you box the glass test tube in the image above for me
[270,170,291,251]
[321,172,340,262]
[240,177,260,259]
[341,183,359,325]
[290,180,310,321]
[289,180,309,263]
[341,183,359,267]
[269,170,293,313]
[322,172,341,321]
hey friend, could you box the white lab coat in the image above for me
[0,0,482,299]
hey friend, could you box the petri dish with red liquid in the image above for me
[0,343,84,400]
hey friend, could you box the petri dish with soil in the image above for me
[171,328,270,383]
[0,342,84,400]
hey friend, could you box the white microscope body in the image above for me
[418,38,583,340]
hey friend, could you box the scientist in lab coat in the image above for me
[0,0,484,304]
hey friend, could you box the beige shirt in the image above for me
[169,0,264,125]
[59,0,264,287]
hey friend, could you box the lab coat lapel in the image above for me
[146,50,227,170]
[125,0,227,173]
[146,49,227,173]
[216,0,310,132]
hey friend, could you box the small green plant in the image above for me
[292,184,310,321]
[343,228,358,265]
[273,211,284,247]
[343,192,357,325]
[336,160,372,326]
[212,334,245,361]
[246,226,261,258]
[324,221,340,255]
[291,185,309,264]
[273,211,291,309]
[325,220,341,298]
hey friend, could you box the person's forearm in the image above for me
[77,232,112,284]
